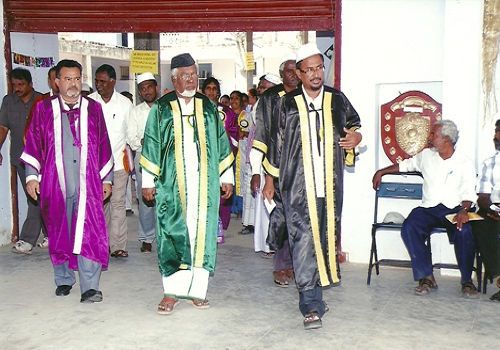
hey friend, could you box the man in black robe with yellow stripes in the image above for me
[266,43,362,330]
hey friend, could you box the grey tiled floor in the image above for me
[1,209,498,350]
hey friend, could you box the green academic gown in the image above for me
[140,92,234,277]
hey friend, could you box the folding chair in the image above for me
[366,173,482,288]
[367,175,424,285]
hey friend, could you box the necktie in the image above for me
[310,102,321,156]
[66,109,81,149]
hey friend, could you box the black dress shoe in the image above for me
[55,285,72,296]
[80,289,103,303]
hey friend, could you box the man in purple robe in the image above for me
[21,59,113,303]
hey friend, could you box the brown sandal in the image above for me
[415,277,438,296]
[273,270,289,288]
[461,281,479,299]
[157,296,179,315]
[192,299,210,309]
[303,312,322,330]
[110,250,128,258]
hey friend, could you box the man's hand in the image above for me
[262,175,275,202]
[26,180,40,200]
[372,170,383,190]
[250,174,260,197]
[486,211,500,222]
[339,128,362,150]
[221,183,233,200]
[143,187,156,202]
[454,210,470,231]
[103,183,112,201]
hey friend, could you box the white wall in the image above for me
[0,1,10,245]
[341,0,484,267]
[10,32,59,94]
[0,31,59,245]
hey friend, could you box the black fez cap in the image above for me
[171,53,195,69]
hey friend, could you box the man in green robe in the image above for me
[267,44,362,329]
[140,53,234,315]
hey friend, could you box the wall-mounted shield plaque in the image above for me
[380,91,442,164]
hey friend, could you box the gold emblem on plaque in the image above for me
[384,136,391,144]
[384,124,391,132]
[385,113,391,120]
[390,147,396,155]
[395,113,430,156]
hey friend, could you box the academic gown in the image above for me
[140,92,234,277]
[266,86,361,287]
[21,96,113,269]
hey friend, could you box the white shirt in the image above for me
[398,148,477,208]
[303,86,325,198]
[249,99,263,176]
[127,101,152,151]
[89,90,133,172]
[476,150,500,202]
[142,97,234,188]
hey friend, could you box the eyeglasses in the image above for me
[299,64,325,76]
[178,72,198,81]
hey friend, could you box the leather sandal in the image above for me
[415,277,438,296]
[461,281,479,299]
[303,312,322,330]
[273,270,289,288]
[490,290,500,302]
[192,299,210,309]
[157,296,179,315]
[110,250,128,258]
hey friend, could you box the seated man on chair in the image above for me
[372,120,478,298]
[473,119,500,302]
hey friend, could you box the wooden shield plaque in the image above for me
[380,91,442,164]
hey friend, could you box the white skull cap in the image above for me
[136,72,156,85]
[295,43,322,63]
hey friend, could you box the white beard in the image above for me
[179,89,196,98]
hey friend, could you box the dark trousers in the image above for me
[472,217,500,279]
[15,163,46,245]
[401,204,475,284]
[296,198,327,317]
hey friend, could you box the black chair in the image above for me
[367,173,482,289]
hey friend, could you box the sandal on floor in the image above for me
[157,297,179,315]
[415,277,438,296]
[192,299,210,309]
[260,251,275,259]
[490,290,500,302]
[273,270,289,288]
[303,312,322,330]
[461,281,479,299]
[111,250,128,258]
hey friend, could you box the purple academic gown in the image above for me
[21,96,113,269]
[220,104,239,230]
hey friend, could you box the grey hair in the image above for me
[279,59,295,78]
[435,119,459,145]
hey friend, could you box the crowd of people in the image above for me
[0,42,498,330]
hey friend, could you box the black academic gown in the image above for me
[267,85,361,290]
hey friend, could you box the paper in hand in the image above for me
[264,198,276,214]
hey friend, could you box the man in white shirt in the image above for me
[373,120,478,298]
[89,64,133,258]
[472,119,500,302]
[126,72,158,253]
